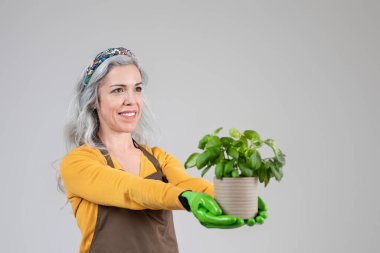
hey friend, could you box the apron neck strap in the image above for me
[95,137,166,181]
[132,139,164,176]
[98,147,115,168]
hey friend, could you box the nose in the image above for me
[122,89,136,105]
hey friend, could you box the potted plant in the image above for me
[184,127,286,219]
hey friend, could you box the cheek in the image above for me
[99,97,119,117]
[137,94,144,107]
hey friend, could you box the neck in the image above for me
[97,128,136,154]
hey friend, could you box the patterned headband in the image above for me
[83,47,135,86]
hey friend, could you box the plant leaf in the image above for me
[268,169,274,178]
[238,162,253,177]
[184,152,199,169]
[270,166,283,181]
[229,128,241,139]
[277,150,286,165]
[201,165,212,178]
[264,139,286,165]
[244,148,254,159]
[196,150,210,169]
[231,169,240,178]
[198,134,211,150]
[213,127,223,136]
[270,163,283,181]
[205,136,222,149]
[232,140,243,148]
[258,164,266,183]
[264,171,269,187]
[223,160,234,177]
[207,147,221,162]
[240,135,248,150]
[227,147,239,159]
[220,137,234,149]
[248,150,262,170]
[215,152,224,164]
[279,167,284,178]
[215,161,224,179]
[244,130,261,145]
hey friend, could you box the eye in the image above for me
[112,87,125,94]
[135,86,143,92]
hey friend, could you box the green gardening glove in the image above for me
[180,191,244,229]
[245,196,268,226]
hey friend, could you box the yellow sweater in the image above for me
[60,144,214,253]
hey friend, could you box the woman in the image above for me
[60,47,266,253]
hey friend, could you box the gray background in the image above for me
[0,0,379,252]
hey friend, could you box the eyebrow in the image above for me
[110,82,143,87]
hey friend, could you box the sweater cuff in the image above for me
[178,190,192,211]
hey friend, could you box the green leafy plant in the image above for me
[184,127,286,187]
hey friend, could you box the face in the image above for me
[96,64,143,135]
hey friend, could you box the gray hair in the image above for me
[57,52,161,193]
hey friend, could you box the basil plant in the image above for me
[184,127,286,187]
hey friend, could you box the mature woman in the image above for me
[60,47,266,253]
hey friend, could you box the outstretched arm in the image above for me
[61,146,187,210]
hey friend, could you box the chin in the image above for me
[119,125,138,133]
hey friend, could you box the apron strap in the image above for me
[97,138,168,183]
[98,148,115,168]
[133,139,168,183]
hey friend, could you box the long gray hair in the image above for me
[65,53,160,149]
[57,51,161,193]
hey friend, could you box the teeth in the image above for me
[120,112,136,116]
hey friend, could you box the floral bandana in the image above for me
[83,47,135,86]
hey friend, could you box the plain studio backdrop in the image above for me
[0,0,379,252]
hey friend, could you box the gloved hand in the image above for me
[179,191,244,229]
[245,196,268,226]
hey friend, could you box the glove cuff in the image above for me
[178,190,192,211]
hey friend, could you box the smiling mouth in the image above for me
[118,111,137,119]
[119,112,136,116]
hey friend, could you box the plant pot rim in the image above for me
[214,176,258,181]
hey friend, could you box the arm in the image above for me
[151,147,214,197]
[60,146,186,210]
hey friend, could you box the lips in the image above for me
[118,110,138,119]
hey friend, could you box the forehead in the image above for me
[101,64,142,86]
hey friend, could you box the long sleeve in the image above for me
[151,146,215,197]
[60,145,185,210]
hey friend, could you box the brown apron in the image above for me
[89,139,179,253]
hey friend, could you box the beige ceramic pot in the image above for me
[214,177,258,219]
